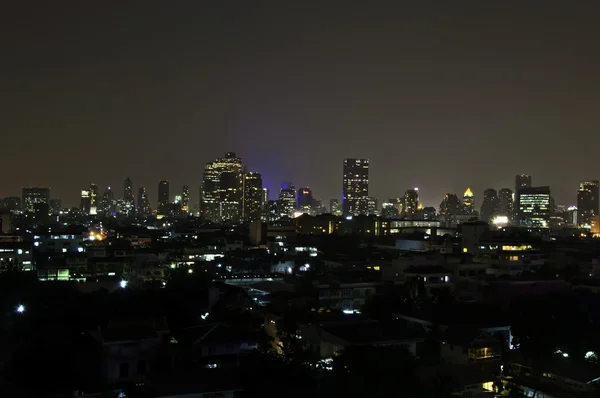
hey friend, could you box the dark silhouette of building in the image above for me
[577,180,599,227]
[158,180,169,215]
[22,187,50,213]
[480,189,499,223]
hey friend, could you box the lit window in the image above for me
[463,248,468,253]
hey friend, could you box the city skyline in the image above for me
[3,3,600,207]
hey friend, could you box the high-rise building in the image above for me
[1,197,21,212]
[81,189,92,214]
[279,181,296,218]
[439,193,461,216]
[480,189,499,223]
[463,188,474,214]
[498,188,514,222]
[518,186,551,228]
[514,174,532,221]
[137,187,151,216]
[330,199,341,215]
[403,189,419,218]
[342,158,369,216]
[48,199,62,214]
[297,188,313,214]
[381,202,399,218]
[242,171,263,221]
[181,185,190,213]
[201,152,243,222]
[90,183,99,214]
[367,197,378,216]
[22,187,50,213]
[101,187,116,216]
[158,180,169,215]
[577,180,599,227]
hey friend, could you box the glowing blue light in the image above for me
[16,305,25,313]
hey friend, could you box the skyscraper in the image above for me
[297,187,313,214]
[279,181,296,218]
[514,174,532,221]
[330,199,341,215]
[158,180,169,215]
[22,187,50,213]
[480,188,499,223]
[403,189,419,218]
[90,183,99,214]
[242,171,263,221]
[518,186,551,228]
[101,187,115,216]
[181,185,190,213]
[201,152,243,222]
[577,180,599,227]
[498,188,514,222]
[439,193,461,216]
[81,189,92,214]
[463,188,474,214]
[137,187,151,216]
[342,158,369,216]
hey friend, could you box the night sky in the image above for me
[3,2,600,208]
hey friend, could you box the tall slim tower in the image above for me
[577,180,599,227]
[158,180,169,214]
[342,158,369,216]
[498,188,514,222]
[403,189,419,218]
[514,174,532,221]
[463,188,474,214]
[242,170,263,221]
[201,152,243,222]
[480,188,499,223]
[181,185,190,213]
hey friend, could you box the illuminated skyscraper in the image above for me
[518,186,551,228]
[90,183,99,214]
[403,189,419,218]
[514,174,532,220]
[137,187,151,216]
[201,152,243,222]
[439,193,461,216]
[242,171,263,221]
[158,180,169,215]
[463,188,474,214]
[81,189,92,214]
[577,180,599,227]
[22,187,50,213]
[100,187,115,216]
[330,199,341,215]
[342,158,369,216]
[279,181,296,218]
[181,185,190,213]
[297,187,313,214]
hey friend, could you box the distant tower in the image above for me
[342,158,369,216]
[90,183,99,213]
[403,189,419,218]
[514,174,532,221]
[158,180,169,214]
[242,170,263,221]
[297,187,313,213]
[480,188,499,223]
[498,188,514,223]
[181,185,190,213]
[463,188,474,214]
[577,180,599,227]
[279,181,296,217]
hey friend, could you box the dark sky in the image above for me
[2,1,600,208]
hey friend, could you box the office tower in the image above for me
[367,197,378,216]
[22,187,50,213]
[480,189,499,223]
[463,188,474,214]
[439,193,461,215]
[201,152,243,222]
[101,187,115,216]
[518,186,551,228]
[137,187,151,216]
[577,180,599,227]
[89,183,99,210]
[262,188,269,204]
[48,199,61,214]
[498,188,514,222]
[81,189,92,214]
[403,188,419,218]
[242,171,263,221]
[278,181,296,217]
[514,174,532,220]
[330,199,341,215]
[297,187,313,213]
[158,180,169,214]
[381,202,399,218]
[181,185,190,213]
[342,158,369,216]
